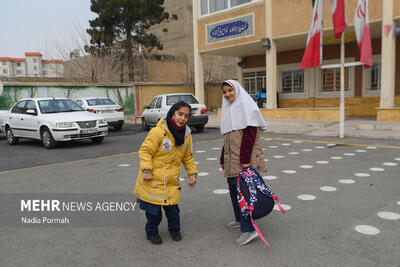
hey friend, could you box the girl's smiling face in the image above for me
[222,84,236,102]
[173,106,190,127]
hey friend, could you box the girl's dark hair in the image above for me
[221,81,232,89]
[172,101,192,114]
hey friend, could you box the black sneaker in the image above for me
[146,234,162,245]
[170,231,182,241]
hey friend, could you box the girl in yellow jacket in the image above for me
[134,101,198,245]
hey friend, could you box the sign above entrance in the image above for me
[207,14,254,43]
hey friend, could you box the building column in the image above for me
[266,0,277,109]
[192,0,205,104]
[237,57,243,85]
[380,0,395,108]
[0,80,3,96]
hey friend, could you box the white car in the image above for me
[141,93,208,132]
[1,98,108,148]
[74,97,124,131]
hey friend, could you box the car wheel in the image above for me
[6,127,19,145]
[195,125,205,132]
[114,123,123,131]
[91,136,104,144]
[142,118,149,131]
[41,127,57,149]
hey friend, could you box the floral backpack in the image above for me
[237,166,286,246]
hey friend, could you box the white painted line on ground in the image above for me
[206,158,217,161]
[300,165,314,169]
[297,194,316,200]
[330,156,343,160]
[395,158,400,161]
[366,147,377,149]
[377,211,400,220]
[273,155,285,159]
[315,146,325,149]
[264,138,272,141]
[369,167,385,172]
[293,141,303,143]
[118,164,130,167]
[327,144,336,147]
[269,146,278,148]
[262,148,266,151]
[344,153,356,156]
[383,162,398,166]
[355,173,370,177]
[282,170,296,174]
[302,149,313,152]
[281,143,291,146]
[196,150,206,153]
[194,162,199,164]
[274,204,291,211]
[179,178,185,182]
[356,150,367,152]
[198,172,210,176]
[213,189,229,194]
[264,159,269,162]
[355,225,380,235]
[338,179,355,184]
[263,175,277,180]
[316,161,329,164]
[397,201,400,206]
[212,147,221,150]
[320,186,337,192]
[288,152,299,155]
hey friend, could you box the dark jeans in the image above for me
[227,177,255,233]
[145,205,180,236]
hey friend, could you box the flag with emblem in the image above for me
[330,0,347,38]
[354,0,372,68]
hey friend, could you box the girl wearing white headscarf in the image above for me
[219,80,267,246]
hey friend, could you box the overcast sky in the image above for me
[0,0,96,59]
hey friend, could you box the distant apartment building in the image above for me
[0,52,64,78]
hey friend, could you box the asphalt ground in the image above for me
[0,130,399,266]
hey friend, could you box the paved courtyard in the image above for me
[0,133,399,266]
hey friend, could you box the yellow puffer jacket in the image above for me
[133,118,198,206]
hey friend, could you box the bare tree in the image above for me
[41,22,125,83]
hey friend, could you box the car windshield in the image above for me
[166,95,199,105]
[38,99,84,114]
[87,98,116,106]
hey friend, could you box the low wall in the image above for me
[377,108,400,122]
[218,108,345,121]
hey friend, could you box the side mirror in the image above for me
[26,109,37,115]
[143,105,149,109]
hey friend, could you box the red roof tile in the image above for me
[0,57,12,61]
[25,52,42,56]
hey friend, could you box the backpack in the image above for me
[237,166,286,246]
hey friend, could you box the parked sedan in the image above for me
[141,93,208,132]
[1,98,108,148]
[74,97,124,131]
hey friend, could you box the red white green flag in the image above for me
[330,0,347,38]
[354,0,372,68]
[300,0,323,69]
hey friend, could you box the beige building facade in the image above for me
[192,0,400,121]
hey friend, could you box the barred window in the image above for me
[244,71,266,99]
[201,0,253,15]
[367,63,381,91]
[321,68,349,92]
[281,70,304,93]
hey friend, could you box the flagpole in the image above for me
[339,33,345,138]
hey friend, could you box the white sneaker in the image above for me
[226,221,240,229]
[235,231,259,245]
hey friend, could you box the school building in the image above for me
[192,0,400,121]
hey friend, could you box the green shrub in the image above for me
[0,95,14,110]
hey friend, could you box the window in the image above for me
[11,101,28,114]
[16,62,21,67]
[148,98,157,109]
[367,62,381,91]
[2,61,6,65]
[33,58,37,63]
[16,70,22,74]
[281,70,304,93]
[87,98,116,106]
[33,66,37,70]
[2,69,7,74]
[26,100,37,113]
[244,71,266,99]
[155,97,162,109]
[321,68,349,92]
[75,100,83,106]
[201,0,254,15]
[166,95,199,105]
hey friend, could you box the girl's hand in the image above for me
[143,172,153,181]
[188,175,197,188]
[242,163,250,169]
[220,164,224,170]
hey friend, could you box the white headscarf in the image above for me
[220,80,266,135]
